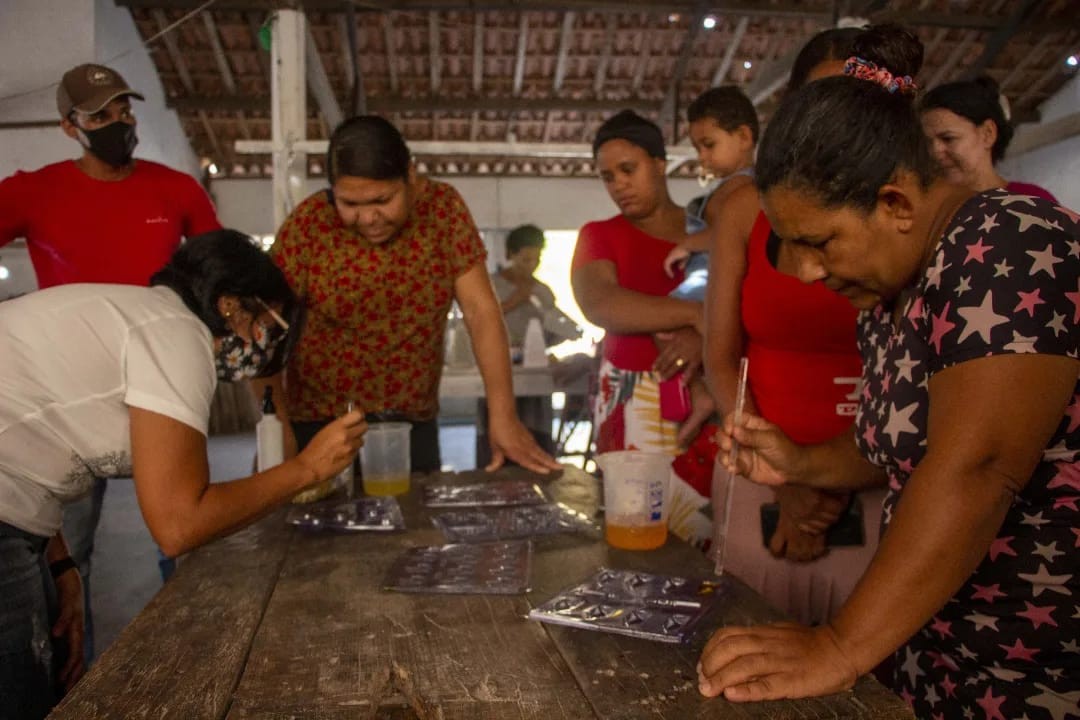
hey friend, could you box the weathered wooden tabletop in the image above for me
[49,466,913,720]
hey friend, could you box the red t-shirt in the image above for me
[0,160,220,288]
[571,215,680,371]
[741,212,862,444]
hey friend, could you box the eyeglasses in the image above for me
[256,297,290,331]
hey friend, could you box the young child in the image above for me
[666,85,758,293]
[664,86,759,447]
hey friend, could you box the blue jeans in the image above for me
[0,522,58,720]
[61,478,176,665]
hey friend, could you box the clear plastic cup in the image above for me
[595,450,671,550]
[360,422,411,496]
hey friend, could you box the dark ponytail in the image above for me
[921,76,1014,163]
[756,23,938,211]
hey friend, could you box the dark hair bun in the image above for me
[973,75,1002,97]
[853,23,924,79]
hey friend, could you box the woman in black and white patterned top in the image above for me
[696,24,1079,720]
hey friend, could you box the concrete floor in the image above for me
[90,425,478,657]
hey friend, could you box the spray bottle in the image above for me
[256,386,284,471]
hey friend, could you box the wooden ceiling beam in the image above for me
[382,13,399,94]
[966,0,1045,78]
[339,8,367,115]
[711,15,748,87]
[592,13,616,96]
[151,8,228,165]
[169,95,665,114]
[660,10,706,132]
[305,24,343,130]
[472,13,484,94]
[116,0,1060,31]
[923,30,976,89]
[512,13,530,96]
[553,11,577,93]
[202,11,251,141]
[428,13,441,95]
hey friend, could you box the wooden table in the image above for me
[49,467,912,719]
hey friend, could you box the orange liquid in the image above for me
[363,474,410,497]
[605,522,667,550]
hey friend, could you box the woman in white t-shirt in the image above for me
[0,230,367,718]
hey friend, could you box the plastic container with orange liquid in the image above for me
[595,451,671,550]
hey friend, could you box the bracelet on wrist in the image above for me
[49,556,78,579]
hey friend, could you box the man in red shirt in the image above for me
[0,63,220,287]
[0,63,221,664]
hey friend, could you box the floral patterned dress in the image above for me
[855,190,1079,719]
[271,178,486,422]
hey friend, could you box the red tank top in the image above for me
[740,212,862,444]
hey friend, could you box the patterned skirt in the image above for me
[593,359,713,549]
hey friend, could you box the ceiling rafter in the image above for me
[151,8,227,165]
[1015,31,1077,107]
[592,13,617,96]
[660,10,706,131]
[472,12,484,94]
[711,16,749,87]
[923,30,977,89]
[305,24,343,131]
[201,11,251,141]
[966,0,1044,78]
[168,95,665,114]
[382,12,399,94]
[428,13,441,94]
[512,12,530,96]
[552,12,577,93]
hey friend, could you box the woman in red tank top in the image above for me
[702,28,887,624]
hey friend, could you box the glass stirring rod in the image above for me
[728,357,749,468]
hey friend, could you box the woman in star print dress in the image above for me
[696,24,1079,720]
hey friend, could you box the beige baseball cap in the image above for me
[56,63,145,118]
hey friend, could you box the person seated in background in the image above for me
[920,75,1058,202]
[0,231,365,719]
[698,24,1078,719]
[491,224,557,349]
[486,224,589,463]
[256,116,559,478]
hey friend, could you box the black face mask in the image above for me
[79,120,137,168]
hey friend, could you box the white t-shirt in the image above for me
[0,284,216,536]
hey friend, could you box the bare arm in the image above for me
[700,353,1079,700]
[456,263,560,472]
[129,406,366,557]
[572,260,701,334]
[830,353,1077,673]
[682,175,756,255]
[701,182,760,417]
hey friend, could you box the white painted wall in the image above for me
[0,0,95,176]
[998,74,1080,211]
[212,175,706,238]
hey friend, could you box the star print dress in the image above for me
[854,190,1079,720]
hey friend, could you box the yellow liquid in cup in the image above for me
[363,474,410,497]
[605,522,667,550]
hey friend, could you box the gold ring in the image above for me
[675,357,686,368]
